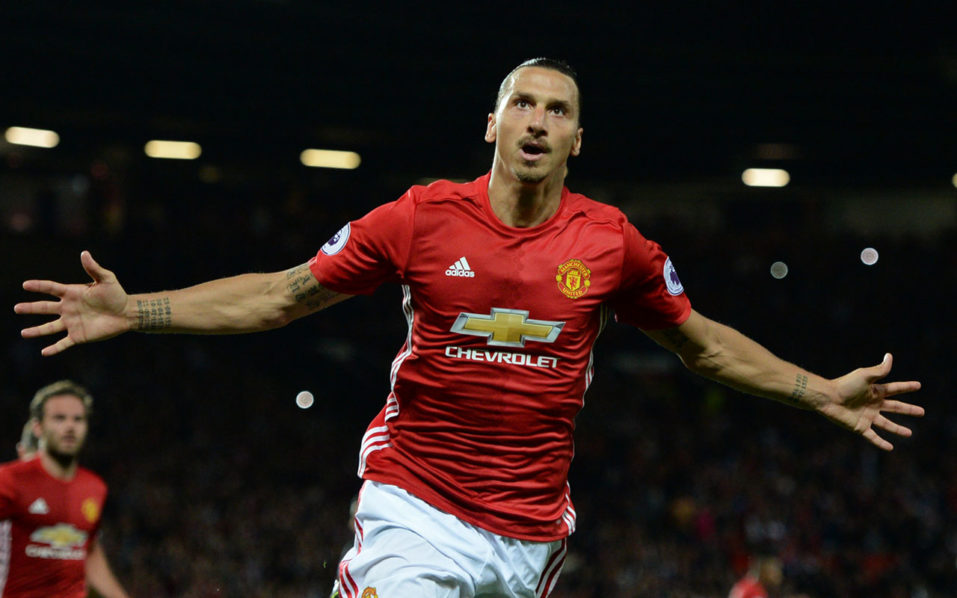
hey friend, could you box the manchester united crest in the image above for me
[360,588,378,598]
[81,498,100,524]
[556,259,591,299]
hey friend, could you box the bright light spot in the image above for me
[952,173,957,188]
[860,247,879,266]
[5,126,60,148]
[300,149,361,170]
[742,168,790,188]
[144,140,202,160]
[770,261,789,279]
[295,391,314,409]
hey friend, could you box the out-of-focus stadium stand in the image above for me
[1,165,952,597]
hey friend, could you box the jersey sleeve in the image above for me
[609,222,692,330]
[308,189,417,295]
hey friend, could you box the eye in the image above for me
[515,99,530,109]
[550,105,568,116]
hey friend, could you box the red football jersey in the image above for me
[0,458,107,598]
[310,173,691,540]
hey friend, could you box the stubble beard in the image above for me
[515,169,547,184]
[45,437,81,470]
[514,158,550,184]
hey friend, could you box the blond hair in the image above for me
[29,380,94,420]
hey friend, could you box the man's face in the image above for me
[486,66,583,184]
[33,394,88,460]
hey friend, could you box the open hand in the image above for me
[820,353,924,451]
[14,251,131,356]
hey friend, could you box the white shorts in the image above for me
[335,480,567,598]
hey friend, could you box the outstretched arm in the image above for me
[85,538,130,598]
[15,251,351,356]
[643,309,923,451]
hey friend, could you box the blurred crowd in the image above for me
[1,165,954,597]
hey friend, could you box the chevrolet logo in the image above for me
[31,524,87,548]
[451,308,564,347]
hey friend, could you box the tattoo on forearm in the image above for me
[136,297,172,330]
[661,328,690,351]
[285,265,339,310]
[790,373,808,403]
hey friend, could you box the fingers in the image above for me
[80,250,112,284]
[21,319,66,339]
[861,428,894,452]
[866,352,893,381]
[880,381,922,397]
[13,300,61,316]
[41,336,76,357]
[20,279,69,298]
[880,398,925,417]
[873,414,913,438]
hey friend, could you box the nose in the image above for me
[527,107,547,134]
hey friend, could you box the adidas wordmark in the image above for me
[445,257,475,278]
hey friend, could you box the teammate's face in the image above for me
[34,395,88,460]
[486,67,583,185]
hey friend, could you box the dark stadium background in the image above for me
[1,3,954,596]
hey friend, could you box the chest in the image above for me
[405,214,621,327]
[14,476,103,537]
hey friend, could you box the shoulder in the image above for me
[405,175,486,208]
[0,458,37,479]
[0,459,37,494]
[563,189,631,229]
[75,467,108,493]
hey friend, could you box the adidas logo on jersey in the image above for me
[28,498,50,515]
[445,257,475,278]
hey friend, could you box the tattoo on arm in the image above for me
[136,297,172,331]
[285,264,340,311]
[789,373,809,404]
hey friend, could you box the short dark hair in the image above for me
[30,380,94,420]
[494,57,582,119]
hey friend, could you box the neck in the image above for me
[40,449,78,480]
[487,160,565,228]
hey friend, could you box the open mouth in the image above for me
[520,142,548,160]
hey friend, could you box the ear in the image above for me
[31,419,42,441]
[485,113,497,144]
[570,127,583,157]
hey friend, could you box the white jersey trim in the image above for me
[559,305,611,536]
[359,285,416,477]
[358,426,392,476]
[0,519,11,596]
[386,284,416,418]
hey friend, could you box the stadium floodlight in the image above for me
[144,140,202,160]
[742,168,790,188]
[300,149,361,170]
[5,126,60,148]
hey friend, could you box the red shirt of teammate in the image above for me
[310,173,691,540]
[729,575,769,598]
[0,381,126,598]
[0,458,107,597]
